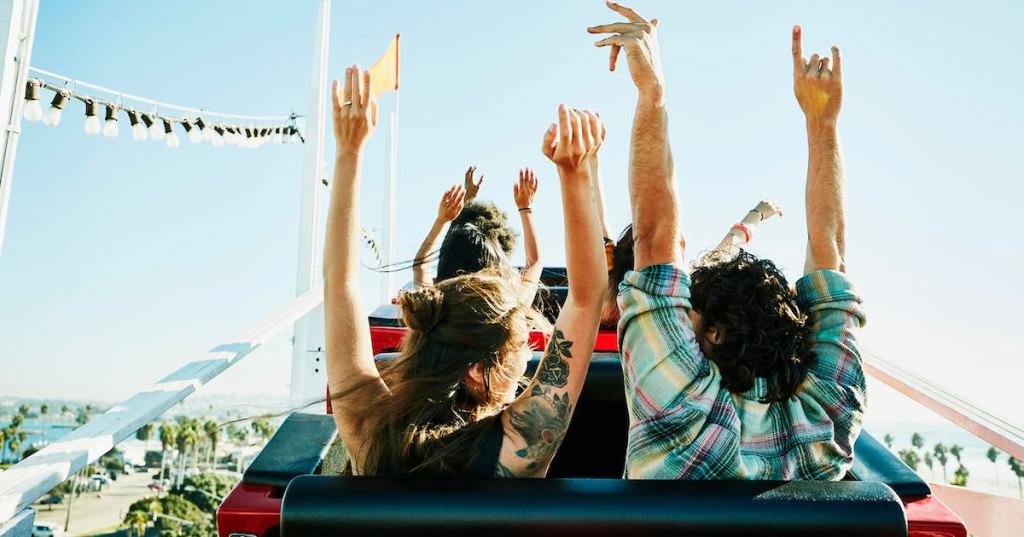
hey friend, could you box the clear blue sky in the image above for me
[1,1,1021,427]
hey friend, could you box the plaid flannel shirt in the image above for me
[617,264,867,480]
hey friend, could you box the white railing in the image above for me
[0,287,324,523]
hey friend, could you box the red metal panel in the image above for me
[904,496,968,537]
[217,482,283,537]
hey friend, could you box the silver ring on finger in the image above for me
[341,101,353,107]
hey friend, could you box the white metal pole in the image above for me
[0,0,38,257]
[379,91,399,304]
[290,0,330,402]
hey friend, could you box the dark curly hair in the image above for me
[602,224,634,329]
[451,201,518,256]
[689,250,815,403]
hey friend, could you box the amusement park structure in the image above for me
[0,1,1022,535]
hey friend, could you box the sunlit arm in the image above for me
[498,109,607,478]
[322,66,386,474]
[629,96,679,269]
[804,122,846,273]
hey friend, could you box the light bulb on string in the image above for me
[199,118,218,143]
[137,113,153,141]
[83,100,101,135]
[287,126,299,144]
[23,80,43,122]
[149,114,165,140]
[211,126,225,148]
[244,127,254,149]
[182,119,202,144]
[164,119,179,148]
[272,126,283,144]
[43,90,69,127]
[102,105,119,139]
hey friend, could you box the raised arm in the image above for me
[322,65,386,471]
[412,185,466,288]
[712,199,783,258]
[792,26,846,273]
[513,168,542,303]
[590,2,676,271]
[588,123,614,243]
[464,165,484,203]
[498,107,607,477]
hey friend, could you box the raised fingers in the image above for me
[558,104,572,148]
[606,1,648,23]
[609,44,621,71]
[331,79,341,110]
[349,65,361,111]
[343,66,353,103]
[588,22,645,34]
[806,53,820,75]
[570,109,585,154]
[831,45,842,78]
[792,25,804,74]
[362,70,372,108]
[541,123,557,159]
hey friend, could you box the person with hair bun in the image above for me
[323,64,607,477]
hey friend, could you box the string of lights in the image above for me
[21,67,304,149]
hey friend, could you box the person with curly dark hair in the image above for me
[591,2,865,480]
[600,200,783,329]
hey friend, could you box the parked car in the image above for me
[38,495,63,506]
[89,474,111,485]
[31,522,62,537]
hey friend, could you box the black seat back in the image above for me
[280,476,907,536]
[373,351,628,478]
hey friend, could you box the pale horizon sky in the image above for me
[1,1,1021,429]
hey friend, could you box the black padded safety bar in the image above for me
[849,431,931,497]
[281,476,907,537]
[242,413,338,488]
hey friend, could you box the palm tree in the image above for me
[911,432,925,452]
[986,446,1000,486]
[17,404,29,418]
[40,404,49,416]
[60,404,69,416]
[899,449,920,472]
[950,444,963,465]
[0,428,8,464]
[883,434,894,449]
[158,423,178,484]
[9,432,27,463]
[933,443,950,482]
[923,452,935,479]
[137,423,154,458]
[1009,457,1024,499]
[952,464,970,487]
[122,510,149,537]
[204,420,220,468]
[176,420,199,488]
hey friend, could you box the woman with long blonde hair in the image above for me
[323,64,607,476]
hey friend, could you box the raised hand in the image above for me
[588,1,664,98]
[437,184,466,222]
[542,105,604,175]
[332,64,379,155]
[514,168,539,210]
[753,199,784,221]
[464,165,484,202]
[792,26,843,125]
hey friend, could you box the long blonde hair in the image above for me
[359,269,549,475]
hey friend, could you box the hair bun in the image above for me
[399,287,445,331]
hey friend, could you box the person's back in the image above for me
[591,3,864,480]
[321,70,609,478]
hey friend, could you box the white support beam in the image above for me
[289,0,330,402]
[0,287,324,523]
[0,0,38,256]
[864,351,1024,461]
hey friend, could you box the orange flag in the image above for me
[368,35,400,97]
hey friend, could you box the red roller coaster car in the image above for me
[217,269,967,536]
